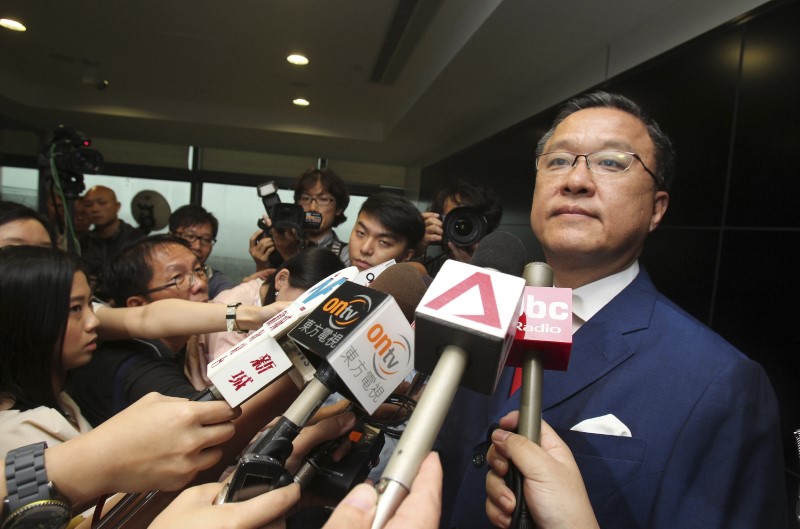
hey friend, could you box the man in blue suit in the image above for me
[436,92,787,528]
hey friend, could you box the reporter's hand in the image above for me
[149,481,300,529]
[485,411,599,529]
[445,241,477,263]
[270,226,300,261]
[284,411,357,474]
[321,451,442,529]
[249,229,276,271]
[421,211,443,249]
[86,393,240,493]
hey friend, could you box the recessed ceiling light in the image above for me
[287,54,309,66]
[0,18,26,32]
[293,98,310,107]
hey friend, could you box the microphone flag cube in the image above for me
[414,259,525,394]
[288,281,414,414]
[506,286,573,370]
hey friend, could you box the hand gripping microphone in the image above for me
[371,231,527,529]
[504,262,572,528]
[219,266,427,503]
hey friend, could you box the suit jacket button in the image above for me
[472,453,485,467]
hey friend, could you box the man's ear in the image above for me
[126,296,146,307]
[649,191,670,232]
[399,247,415,262]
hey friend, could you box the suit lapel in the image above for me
[540,270,658,411]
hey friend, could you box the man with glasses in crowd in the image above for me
[435,92,786,528]
[68,235,213,425]
[169,205,235,298]
[250,167,351,270]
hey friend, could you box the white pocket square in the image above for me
[570,414,632,437]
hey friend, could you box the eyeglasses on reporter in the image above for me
[535,150,661,187]
[173,231,216,247]
[298,194,335,207]
[139,265,209,296]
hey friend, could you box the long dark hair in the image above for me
[262,247,345,305]
[0,246,80,413]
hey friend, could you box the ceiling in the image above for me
[0,0,770,170]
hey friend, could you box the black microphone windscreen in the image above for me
[369,262,428,323]
[470,231,526,276]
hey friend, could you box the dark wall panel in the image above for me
[640,228,720,323]
[730,1,800,227]
[605,29,742,229]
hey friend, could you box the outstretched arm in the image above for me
[95,298,289,341]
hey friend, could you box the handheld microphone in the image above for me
[508,262,572,441]
[371,231,526,529]
[219,266,427,503]
[503,262,572,529]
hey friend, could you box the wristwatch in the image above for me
[2,442,71,529]
[226,302,246,333]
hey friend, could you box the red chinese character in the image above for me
[229,370,254,391]
[251,354,276,375]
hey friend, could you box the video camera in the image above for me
[255,181,322,242]
[437,206,488,247]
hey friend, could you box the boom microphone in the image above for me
[371,232,526,529]
[369,262,429,323]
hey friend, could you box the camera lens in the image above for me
[443,206,487,247]
[453,218,473,237]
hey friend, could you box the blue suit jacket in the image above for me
[436,269,786,529]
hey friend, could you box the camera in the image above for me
[439,206,488,247]
[42,126,104,198]
[256,181,322,241]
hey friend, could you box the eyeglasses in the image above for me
[174,231,216,246]
[298,194,335,207]
[535,150,659,186]
[139,266,209,296]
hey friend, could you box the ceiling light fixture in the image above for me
[0,18,26,32]
[293,98,310,107]
[287,54,309,66]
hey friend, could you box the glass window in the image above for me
[82,174,191,234]
[0,166,38,206]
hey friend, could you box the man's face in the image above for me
[84,188,120,228]
[348,211,412,271]
[0,219,52,248]
[530,107,669,282]
[299,180,341,236]
[73,199,91,234]
[137,244,208,304]
[172,222,214,263]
